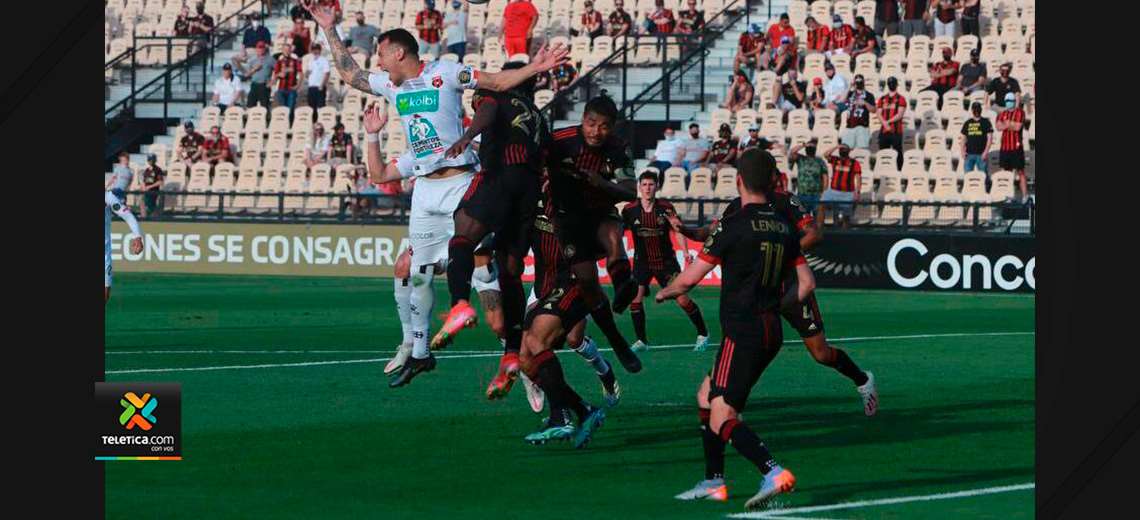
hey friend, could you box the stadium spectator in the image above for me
[767,13,796,50]
[960,0,981,37]
[241,15,272,51]
[819,143,862,227]
[649,127,682,172]
[290,2,314,21]
[502,0,539,57]
[679,122,710,173]
[789,139,827,217]
[805,16,830,52]
[290,17,313,57]
[995,92,1029,200]
[273,43,302,115]
[443,2,467,58]
[572,1,605,41]
[875,0,900,36]
[179,122,205,166]
[242,41,274,108]
[900,0,929,38]
[141,154,165,218]
[738,124,776,153]
[212,63,243,112]
[827,14,855,56]
[768,35,798,75]
[304,123,332,168]
[924,47,959,103]
[841,74,875,149]
[876,77,908,167]
[851,17,879,57]
[821,61,849,111]
[704,123,739,172]
[349,11,381,58]
[773,68,806,112]
[174,5,192,37]
[720,70,754,113]
[329,122,355,167]
[608,0,634,37]
[305,44,331,109]
[190,3,215,36]
[959,101,993,174]
[957,48,987,95]
[931,0,958,39]
[550,62,578,92]
[806,77,827,111]
[986,62,1021,111]
[416,0,444,57]
[734,24,765,71]
[676,0,705,35]
[106,3,124,39]
[644,0,676,34]
[201,126,233,165]
[349,165,383,219]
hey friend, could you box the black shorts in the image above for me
[999,150,1025,170]
[457,166,542,255]
[634,260,681,289]
[554,207,622,266]
[707,313,784,410]
[524,283,591,331]
[780,289,825,339]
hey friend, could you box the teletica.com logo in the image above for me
[119,392,158,431]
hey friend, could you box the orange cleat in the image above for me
[431,301,479,350]
[744,467,796,510]
[486,353,521,400]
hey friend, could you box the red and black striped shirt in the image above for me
[546,125,633,214]
[621,199,680,271]
[531,188,573,300]
[931,60,959,88]
[472,89,549,173]
[876,92,907,135]
[997,108,1026,152]
[807,25,830,51]
[829,24,854,50]
[827,156,862,192]
[416,9,443,44]
[273,55,301,90]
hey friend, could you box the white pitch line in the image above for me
[728,482,1035,519]
[104,331,1034,357]
[104,331,1034,374]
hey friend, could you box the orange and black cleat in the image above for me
[486,352,521,400]
[431,301,479,350]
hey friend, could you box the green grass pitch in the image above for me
[104,273,1034,519]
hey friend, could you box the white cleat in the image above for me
[693,335,709,352]
[520,371,545,413]
[857,371,878,416]
[674,478,728,501]
[384,343,413,375]
[631,340,649,352]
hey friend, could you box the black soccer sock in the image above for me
[699,408,726,480]
[589,300,631,352]
[679,299,709,337]
[607,258,632,288]
[530,350,589,421]
[498,267,526,355]
[630,301,647,343]
[446,236,476,306]
[719,418,779,475]
[833,348,869,386]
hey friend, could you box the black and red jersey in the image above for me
[827,156,862,192]
[546,125,633,215]
[722,192,815,239]
[531,187,574,300]
[621,199,680,271]
[876,92,907,135]
[997,108,1026,152]
[472,89,550,174]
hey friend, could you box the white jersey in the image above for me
[110,165,134,192]
[367,60,481,177]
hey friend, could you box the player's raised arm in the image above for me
[657,258,714,302]
[476,43,570,92]
[446,92,496,158]
[304,0,371,92]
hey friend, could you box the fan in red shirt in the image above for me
[876,77,908,168]
[200,126,233,165]
[805,16,830,52]
[924,47,960,102]
[734,24,765,71]
[767,13,796,50]
[827,15,855,55]
[995,92,1030,200]
[820,143,862,228]
[574,1,605,40]
[644,0,675,34]
[502,0,539,56]
[415,0,444,56]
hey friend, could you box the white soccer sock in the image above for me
[573,336,610,376]
[408,264,435,359]
[111,201,143,236]
[393,277,415,345]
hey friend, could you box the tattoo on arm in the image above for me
[326,29,371,92]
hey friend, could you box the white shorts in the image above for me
[408,170,475,268]
[472,264,501,293]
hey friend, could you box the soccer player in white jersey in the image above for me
[105,166,145,304]
[303,0,569,387]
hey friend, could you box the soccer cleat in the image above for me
[674,478,729,501]
[383,342,413,375]
[388,354,437,388]
[525,409,575,444]
[611,342,643,374]
[744,466,796,510]
[572,405,606,449]
[519,371,545,413]
[486,353,521,400]
[600,368,621,407]
[857,371,878,416]
[430,301,479,350]
[611,278,639,314]
[631,340,649,352]
[693,335,709,352]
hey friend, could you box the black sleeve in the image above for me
[698,219,734,265]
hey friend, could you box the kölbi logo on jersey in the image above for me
[396,90,440,115]
[887,238,1035,291]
